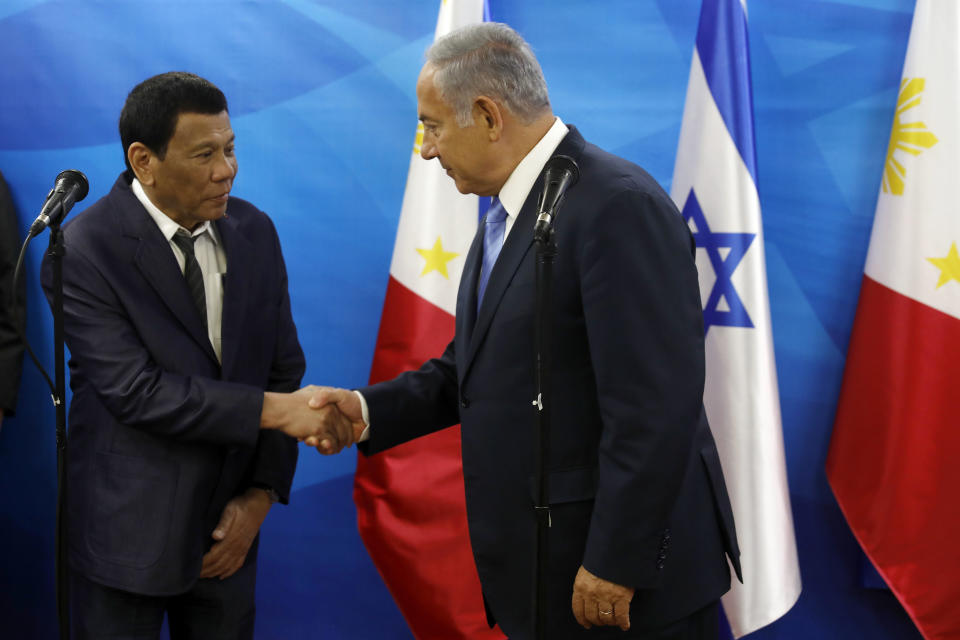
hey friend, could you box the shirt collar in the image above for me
[131,178,218,244]
[497,116,569,218]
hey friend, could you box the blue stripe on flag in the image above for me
[695,0,757,181]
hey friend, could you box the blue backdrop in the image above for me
[0,1,924,638]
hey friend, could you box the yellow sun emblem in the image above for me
[414,122,424,155]
[882,78,938,196]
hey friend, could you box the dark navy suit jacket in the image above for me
[361,127,741,638]
[42,174,304,596]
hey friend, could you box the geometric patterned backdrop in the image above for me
[0,0,924,637]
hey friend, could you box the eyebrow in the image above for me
[189,134,235,152]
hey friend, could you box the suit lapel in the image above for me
[116,178,219,366]
[458,198,537,386]
[456,126,587,387]
[456,221,484,357]
[214,213,254,379]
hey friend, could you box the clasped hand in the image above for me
[265,385,364,454]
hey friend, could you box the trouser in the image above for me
[69,558,257,640]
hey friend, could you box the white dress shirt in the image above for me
[497,116,569,239]
[131,178,227,362]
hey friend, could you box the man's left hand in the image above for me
[571,565,635,631]
[200,488,272,580]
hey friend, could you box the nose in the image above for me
[213,151,238,182]
[420,137,437,161]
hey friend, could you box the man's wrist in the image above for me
[260,392,281,429]
[250,483,280,504]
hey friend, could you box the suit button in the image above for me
[656,561,665,570]
[461,397,470,409]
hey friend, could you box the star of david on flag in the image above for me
[681,189,755,334]
[670,0,800,636]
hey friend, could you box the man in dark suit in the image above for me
[310,23,741,639]
[42,72,351,639]
[0,169,24,432]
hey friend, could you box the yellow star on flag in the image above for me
[926,242,960,289]
[416,236,459,279]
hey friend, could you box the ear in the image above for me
[127,142,156,186]
[473,96,504,141]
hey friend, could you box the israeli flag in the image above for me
[670,0,801,636]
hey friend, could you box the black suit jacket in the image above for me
[41,174,304,595]
[361,127,741,638]
[0,170,24,416]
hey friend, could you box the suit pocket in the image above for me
[87,451,178,569]
[529,466,598,505]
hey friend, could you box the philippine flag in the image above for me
[351,1,505,639]
[828,1,960,638]
[670,0,802,637]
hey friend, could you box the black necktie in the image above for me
[171,230,207,328]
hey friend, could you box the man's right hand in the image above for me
[260,387,357,453]
[302,387,366,453]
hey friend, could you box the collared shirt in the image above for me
[497,116,570,238]
[131,178,227,362]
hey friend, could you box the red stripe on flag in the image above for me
[355,276,505,639]
[828,275,960,640]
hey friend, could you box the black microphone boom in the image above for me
[534,155,579,242]
[29,169,89,237]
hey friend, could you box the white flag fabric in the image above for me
[670,0,801,636]
[389,0,484,315]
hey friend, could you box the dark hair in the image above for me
[119,71,228,175]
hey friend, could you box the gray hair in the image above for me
[425,22,551,127]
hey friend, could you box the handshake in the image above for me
[261,385,365,454]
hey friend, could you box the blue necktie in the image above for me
[477,198,507,310]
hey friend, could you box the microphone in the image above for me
[29,169,89,237]
[534,155,579,242]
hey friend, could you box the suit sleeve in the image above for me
[357,339,461,455]
[577,187,706,589]
[247,226,303,503]
[41,239,264,447]
[0,171,24,416]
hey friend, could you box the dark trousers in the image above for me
[639,602,720,640]
[504,601,720,640]
[69,559,257,640]
[578,601,719,640]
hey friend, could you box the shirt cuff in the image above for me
[353,389,371,442]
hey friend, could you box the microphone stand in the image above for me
[48,222,70,640]
[532,221,556,640]
[14,217,72,639]
[14,172,87,640]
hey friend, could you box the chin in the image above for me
[453,180,478,196]
[207,204,229,219]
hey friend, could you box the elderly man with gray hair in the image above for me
[310,22,741,639]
